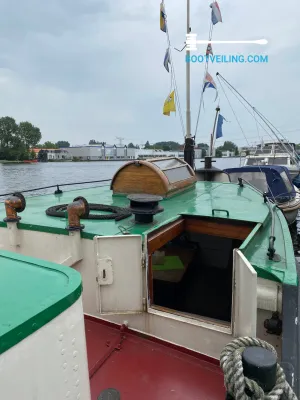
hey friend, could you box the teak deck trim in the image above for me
[147,217,254,254]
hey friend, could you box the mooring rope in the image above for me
[220,337,298,400]
[45,203,132,221]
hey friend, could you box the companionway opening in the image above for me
[147,217,255,325]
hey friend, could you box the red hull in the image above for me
[23,160,38,163]
[85,316,225,399]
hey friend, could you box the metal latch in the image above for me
[97,257,113,285]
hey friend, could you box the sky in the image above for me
[0,0,299,148]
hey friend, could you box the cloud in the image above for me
[0,0,299,146]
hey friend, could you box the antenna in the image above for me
[116,137,125,146]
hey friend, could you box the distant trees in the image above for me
[43,141,58,149]
[0,117,42,160]
[128,142,135,148]
[143,141,181,150]
[89,140,106,146]
[197,143,209,157]
[216,141,239,157]
[56,141,70,148]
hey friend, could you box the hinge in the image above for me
[141,252,146,268]
[142,298,147,312]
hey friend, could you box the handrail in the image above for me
[0,178,112,197]
[237,177,279,261]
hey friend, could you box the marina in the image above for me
[0,0,300,398]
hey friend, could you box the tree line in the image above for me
[0,117,42,160]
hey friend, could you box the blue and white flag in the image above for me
[164,48,171,72]
[203,72,218,101]
[216,114,227,139]
[210,2,222,25]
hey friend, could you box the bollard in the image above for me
[225,346,277,398]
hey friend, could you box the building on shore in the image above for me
[221,150,235,157]
[62,145,203,161]
[32,148,72,162]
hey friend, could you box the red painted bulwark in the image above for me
[85,317,225,400]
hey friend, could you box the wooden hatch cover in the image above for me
[110,157,196,198]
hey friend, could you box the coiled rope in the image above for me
[220,337,297,400]
[46,204,132,221]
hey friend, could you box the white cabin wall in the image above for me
[0,298,91,400]
[0,227,282,361]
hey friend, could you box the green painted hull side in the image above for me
[0,182,297,286]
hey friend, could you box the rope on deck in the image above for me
[220,337,298,400]
[45,203,132,221]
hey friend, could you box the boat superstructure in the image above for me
[243,141,300,180]
[225,165,300,225]
[0,0,299,398]
[0,157,299,397]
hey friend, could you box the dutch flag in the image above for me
[210,2,222,25]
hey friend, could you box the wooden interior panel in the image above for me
[184,218,254,240]
[113,164,167,195]
[147,219,184,253]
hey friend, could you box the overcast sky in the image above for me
[0,0,299,147]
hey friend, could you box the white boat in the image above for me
[243,141,300,179]
[0,1,299,399]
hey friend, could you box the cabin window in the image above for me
[147,217,254,326]
[163,166,192,183]
[152,158,184,169]
[246,157,266,165]
[268,157,288,165]
[228,171,268,193]
[280,171,294,193]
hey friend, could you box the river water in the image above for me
[0,158,242,196]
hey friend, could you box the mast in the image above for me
[186,0,191,139]
[210,107,220,156]
[183,0,195,169]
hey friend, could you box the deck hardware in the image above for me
[54,185,62,195]
[212,209,229,218]
[238,177,244,187]
[97,388,121,400]
[46,203,131,221]
[118,225,131,235]
[66,196,89,231]
[97,257,113,285]
[3,192,26,222]
[264,311,282,335]
[127,194,164,224]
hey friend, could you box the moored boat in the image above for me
[0,155,299,398]
[243,142,300,180]
[0,0,299,398]
[224,165,300,225]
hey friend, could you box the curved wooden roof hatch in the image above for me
[110,157,196,198]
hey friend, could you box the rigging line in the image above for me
[217,73,298,162]
[164,7,185,137]
[194,22,214,139]
[220,80,279,145]
[216,76,251,147]
[254,109,299,162]
[252,108,262,143]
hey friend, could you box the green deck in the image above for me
[0,250,82,355]
[0,181,297,286]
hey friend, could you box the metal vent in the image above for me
[127,194,164,224]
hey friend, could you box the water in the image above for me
[0,158,243,196]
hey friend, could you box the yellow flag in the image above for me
[163,90,176,116]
